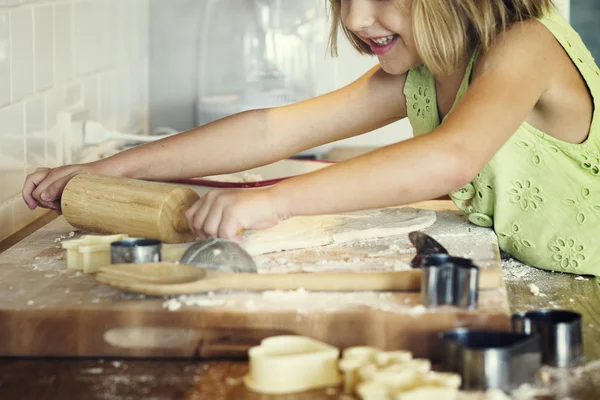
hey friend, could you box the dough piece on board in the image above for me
[62,234,128,272]
[396,386,458,400]
[243,207,436,256]
[339,346,460,400]
[243,335,342,394]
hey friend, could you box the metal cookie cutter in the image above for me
[419,254,479,310]
[512,309,584,367]
[440,329,542,392]
[111,238,162,264]
[409,232,479,310]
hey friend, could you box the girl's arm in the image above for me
[115,65,408,181]
[23,65,407,210]
[268,21,559,218]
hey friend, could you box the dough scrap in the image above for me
[396,386,458,400]
[243,207,436,256]
[62,234,128,273]
[340,346,460,400]
[243,335,342,394]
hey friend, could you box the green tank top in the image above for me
[404,12,600,276]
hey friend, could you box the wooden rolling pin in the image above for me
[61,174,199,244]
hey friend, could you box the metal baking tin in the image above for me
[110,238,162,264]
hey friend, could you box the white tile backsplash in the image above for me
[25,95,46,173]
[34,5,54,92]
[54,4,72,84]
[0,103,25,203]
[10,8,34,102]
[0,13,10,108]
[0,0,150,242]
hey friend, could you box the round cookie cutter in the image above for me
[111,238,162,264]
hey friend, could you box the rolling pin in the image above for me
[61,174,200,244]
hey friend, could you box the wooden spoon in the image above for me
[96,262,503,296]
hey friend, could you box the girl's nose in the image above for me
[343,0,376,33]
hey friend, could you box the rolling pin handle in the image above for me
[173,205,193,234]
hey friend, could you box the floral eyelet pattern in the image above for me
[471,173,493,201]
[580,149,600,176]
[498,222,534,252]
[411,86,432,119]
[509,180,544,210]
[474,180,493,200]
[549,237,586,270]
[517,136,560,166]
[562,187,600,224]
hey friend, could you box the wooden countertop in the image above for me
[0,251,598,399]
[1,148,600,399]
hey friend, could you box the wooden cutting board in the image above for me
[0,202,510,360]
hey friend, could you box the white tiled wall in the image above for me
[0,0,150,242]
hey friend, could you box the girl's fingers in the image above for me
[31,168,70,203]
[201,200,225,238]
[22,169,51,209]
[218,210,242,239]
[190,193,216,236]
[41,172,77,205]
[185,199,203,229]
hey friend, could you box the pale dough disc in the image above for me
[242,207,436,256]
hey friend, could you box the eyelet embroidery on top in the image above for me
[498,222,534,253]
[549,237,586,270]
[580,149,600,176]
[411,86,432,119]
[509,180,545,210]
[473,177,493,200]
[517,132,560,165]
[562,187,600,224]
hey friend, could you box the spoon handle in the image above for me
[213,269,502,292]
[96,266,503,296]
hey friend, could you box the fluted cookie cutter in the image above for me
[110,238,162,264]
[409,232,479,310]
[512,309,584,367]
[440,329,542,392]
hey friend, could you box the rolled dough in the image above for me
[242,207,436,256]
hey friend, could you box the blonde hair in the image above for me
[328,0,555,76]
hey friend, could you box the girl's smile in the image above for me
[340,0,421,74]
[365,34,401,55]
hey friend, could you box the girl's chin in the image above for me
[378,59,413,75]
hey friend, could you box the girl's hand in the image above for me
[22,164,97,214]
[185,188,283,240]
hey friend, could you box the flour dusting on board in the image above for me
[161,288,509,315]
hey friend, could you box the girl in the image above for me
[23,0,600,276]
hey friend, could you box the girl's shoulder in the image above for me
[475,12,597,79]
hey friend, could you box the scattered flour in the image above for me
[502,258,533,281]
[528,283,546,297]
[159,289,507,316]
